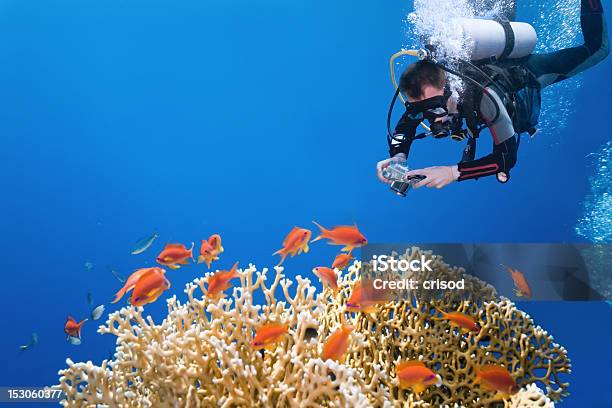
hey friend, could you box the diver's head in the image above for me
[399,60,446,102]
[399,61,452,138]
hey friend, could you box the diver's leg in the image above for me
[524,0,609,88]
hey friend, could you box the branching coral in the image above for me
[58,264,388,407]
[321,248,570,407]
[57,248,570,407]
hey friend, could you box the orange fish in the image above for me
[396,361,441,394]
[273,227,311,266]
[206,262,240,299]
[64,316,87,339]
[332,251,354,270]
[501,264,532,299]
[432,307,481,333]
[156,242,194,269]
[198,234,224,268]
[345,279,390,313]
[321,316,354,361]
[130,268,171,307]
[252,323,288,350]
[474,364,519,398]
[112,267,168,305]
[312,267,339,295]
[311,221,367,252]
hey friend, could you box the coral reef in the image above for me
[57,248,570,407]
[323,248,569,407]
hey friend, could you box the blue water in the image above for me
[0,0,610,406]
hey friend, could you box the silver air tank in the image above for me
[456,18,537,61]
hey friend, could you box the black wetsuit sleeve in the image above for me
[388,111,419,157]
[457,137,518,181]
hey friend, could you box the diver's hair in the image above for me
[399,61,446,99]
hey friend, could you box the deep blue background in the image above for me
[0,0,610,406]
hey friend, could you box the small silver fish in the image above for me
[19,333,38,351]
[67,336,81,346]
[110,268,126,283]
[84,261,94,271]
[91,305,105,321]
[131,233,159,255]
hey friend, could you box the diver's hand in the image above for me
[376,154,406,184]
[407,165,459,189]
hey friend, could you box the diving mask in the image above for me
[405,94,449,122]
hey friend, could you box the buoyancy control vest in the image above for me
[458,59,541,139]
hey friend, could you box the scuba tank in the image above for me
[455,18,537,61]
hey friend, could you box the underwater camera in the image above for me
[382,163,426,197]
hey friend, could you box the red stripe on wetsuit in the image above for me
[457,99,502,181]
[458,163,500,181]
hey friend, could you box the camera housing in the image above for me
[382,163,427,197]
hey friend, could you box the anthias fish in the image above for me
[331,252,353,270]
[206,262,239,299]
[345,279,390,313]
[64,316,87,339]
[112,267,167,305]
[321,319,354,361]
[396,361,442,394]
[432,308,481,333]
[130,268,171,307]
[475,364,519,398]
[273,227,311,266]
[252,323,288,350]
[501,264,533,299]
[156,242,194,269]
[198,234,224,268]
[312,267,339,294]
[311,221,367,252]
[131,232,159,255]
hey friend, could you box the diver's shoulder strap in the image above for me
[459,84,486,138]
[462,62,539,132]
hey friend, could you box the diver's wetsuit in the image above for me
[390,0,609,182]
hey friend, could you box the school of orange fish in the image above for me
[63,222,533,401]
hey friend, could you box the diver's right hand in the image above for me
[376,154,406,184]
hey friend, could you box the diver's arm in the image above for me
[479,87,515,145]
[457,137,518,182]
[457,88,518,182]
[377,111,419,184]
[388,111,418,157]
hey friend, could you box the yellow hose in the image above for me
[389,49,430,131]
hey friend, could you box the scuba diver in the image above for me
[376,0,609,191]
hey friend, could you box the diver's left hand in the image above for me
[406,165,460,189]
